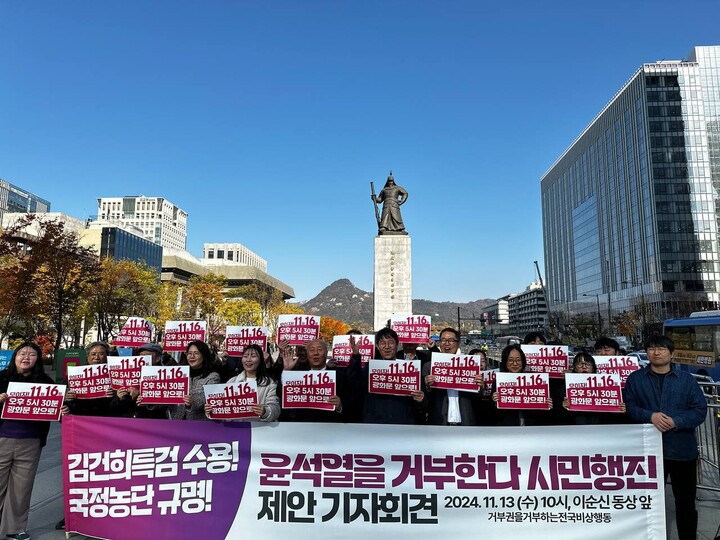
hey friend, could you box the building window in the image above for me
[227,251,233,260]
[208,250,214,259]
[217,250,224,259]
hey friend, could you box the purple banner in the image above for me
[63,416,251,540]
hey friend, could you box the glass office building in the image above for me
[542,46,720,325]
[99,227,163,273]
[0,179,50,222]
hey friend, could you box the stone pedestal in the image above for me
[374,235,412,331]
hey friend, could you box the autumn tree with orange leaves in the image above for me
[319,317,350,343]
[0,215,99,352]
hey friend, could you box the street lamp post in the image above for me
[583,293,602,337]
[622,279,647,344]
[554,298,571,333]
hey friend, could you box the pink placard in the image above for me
[481,369,497,398]
[276,315,320,346]
[390,314,431,344]
[163,321,207,352]
[114,317,153,347]
[225,326,268,356]
[1,382,66,421]
[204,381,259,419]
[594,356,640,388]
[332,334,374,367]
[139,365,190,405]
[282,371,337,410]
[368,360,421,396]
[522,344,569,378]
[495,372,550,410]
[67,364,111,399]
[107,356,151,390]
[430,353,482,392]
[565,373,624,413]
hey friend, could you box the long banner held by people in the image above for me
[63,418,666,539]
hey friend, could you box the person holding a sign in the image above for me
[491,345,551,426]
[562,352,601,425]
[56,342,130,530]
[280,340,345,422]
[348,328,426,424]
[563,352,627,425]
[623,335,707,540]
[469,348,496,425]
[423,328,483,426]
[170,341,221,421]
[225,344,279,422]
[0,342,56,540]
[63,342,124,417]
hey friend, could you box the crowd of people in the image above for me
[0,327,709,540]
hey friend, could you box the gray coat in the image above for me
[169,371,221,421]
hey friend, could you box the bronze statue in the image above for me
[370,172,408,235]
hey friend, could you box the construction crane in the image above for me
[533,260,547,300]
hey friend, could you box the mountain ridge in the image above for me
[297,278,495,332]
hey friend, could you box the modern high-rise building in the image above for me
[97,196,188,250]
[508,281,548,336]
[0,212,163,273]
[202,242,267,272]
[0,179,50,223]
[542,46,720,330]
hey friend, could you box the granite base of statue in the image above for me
[373,235,412,331]
[371,173,412,330]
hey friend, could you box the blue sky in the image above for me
[1,1,718,302]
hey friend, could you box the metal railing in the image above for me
[692,375,720,493]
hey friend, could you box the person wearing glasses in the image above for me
[169,341,220,421]
[491,344,528,426]
[563,352,603,425]
[0,342,56,540]
[623,335,706,540]
[423,328,483,425]
[347,327,426,424]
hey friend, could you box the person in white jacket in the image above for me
[207,344,280,422]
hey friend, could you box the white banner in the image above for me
[63,419,666,539]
